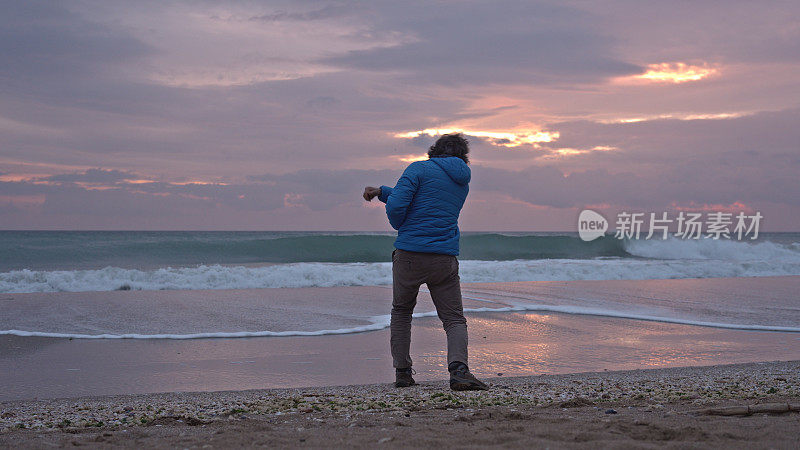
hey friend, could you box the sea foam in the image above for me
[2,237,799,293]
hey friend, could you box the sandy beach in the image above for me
[1,361,799,448]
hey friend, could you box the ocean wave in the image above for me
[3,254,800,293]
[0,232,628,270]
[3,231,799,272]
[3,302,798,340]
[624,236,800,261]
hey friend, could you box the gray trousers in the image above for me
[391,248,468,369]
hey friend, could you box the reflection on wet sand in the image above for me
[6,309,799,401]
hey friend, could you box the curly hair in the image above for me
[428,133,469,164]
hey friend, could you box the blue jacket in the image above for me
[379,156,470,255]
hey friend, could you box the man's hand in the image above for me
[363,186,381,201]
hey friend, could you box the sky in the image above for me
[1,0,798,231]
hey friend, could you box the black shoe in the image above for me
[449,362,488,391]
[395,368,417,388]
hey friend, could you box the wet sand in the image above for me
[1,361,799,448]
[6,276,798,336]
[3,277,800,401]
[2,311,800,401]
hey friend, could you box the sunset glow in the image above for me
[394,128,559,148]
[0,173,48,182]
[546,146,619,158]
[169,180,229,186]
[599,112,748,124]
[124,179,156,184]
[396,154,430,163]
[619,62,718,84]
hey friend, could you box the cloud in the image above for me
[249,168,399,207]
[0,181,50,196]
[322,1,641,85]
[482,108,800,208]
[0,1,799,229]
[3,109,798,230]
[242,4,356,23]
[0,167,402,218]
[571,1,800,66]
[305,96,341,109]
[547,108,800,162]
[0,0,150,89]
[395,128,559,148]
[39,169,143,184]
[616,62,719,84]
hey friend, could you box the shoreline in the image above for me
[4,276,799,339]
[3,309,800,402]
[2,360,799,447]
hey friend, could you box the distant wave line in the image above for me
[3,299,798,340]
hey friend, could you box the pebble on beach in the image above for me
[1,361,798,432]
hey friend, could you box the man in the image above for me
[363,133,488,391]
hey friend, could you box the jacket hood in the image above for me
[430,156,471,185]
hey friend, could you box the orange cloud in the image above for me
[598,111,749,124]
[395,154,429,163]
[617,62,718,84]
[124,179,157,184]
[394,127,558,148]
[541,145,619,159]
[0,173,50,182]
[168,180,229,186]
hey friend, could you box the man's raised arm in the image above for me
[380,164,420,230]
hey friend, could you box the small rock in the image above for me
[378,437,393,443]
[604,409,617,415]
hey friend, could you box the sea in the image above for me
[2,231,800,292]
[1,231,799,339]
